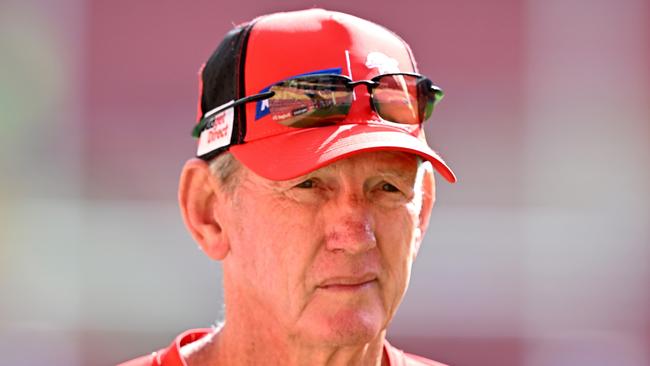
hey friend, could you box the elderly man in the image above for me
[120,8,456,366]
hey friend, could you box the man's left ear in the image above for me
[178,158,231,261]
[414,167,436,255]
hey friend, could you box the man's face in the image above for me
[219,150,433,346]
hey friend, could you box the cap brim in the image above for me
[230,123,457,183]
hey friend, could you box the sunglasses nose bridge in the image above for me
[343,80,381,119]
[346,80,379,94]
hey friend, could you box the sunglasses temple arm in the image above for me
[239,90,275,104]
[430,85,444,104]
[191,91,276,137]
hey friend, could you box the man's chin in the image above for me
[297,307,387,347]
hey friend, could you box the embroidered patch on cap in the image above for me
[197,104,234,156]
[365,51,400,74]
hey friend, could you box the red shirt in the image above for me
[118,329,448,366]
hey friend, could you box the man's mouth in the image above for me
[318,274,378,291]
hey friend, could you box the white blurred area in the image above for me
[1,1,85,365]
[522,0,649,364]
[1,0,648,365]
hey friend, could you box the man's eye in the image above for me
[295,179,315,189]
[381,182,400,192]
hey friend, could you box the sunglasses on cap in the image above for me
[192,72,444,138]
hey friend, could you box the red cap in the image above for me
[198,9,456,183]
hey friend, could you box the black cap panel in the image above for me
[199,21,256,159]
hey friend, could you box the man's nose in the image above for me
[324,195,377,254]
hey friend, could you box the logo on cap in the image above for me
[365,52,400,74]
[197,106,234,156]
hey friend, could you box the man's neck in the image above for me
[182,323,388,366]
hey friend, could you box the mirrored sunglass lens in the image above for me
[268,76,352,128]
[372,75,422,124]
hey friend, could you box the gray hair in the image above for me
[208,152,241,194]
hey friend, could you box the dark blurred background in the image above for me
[1,0,648,365]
